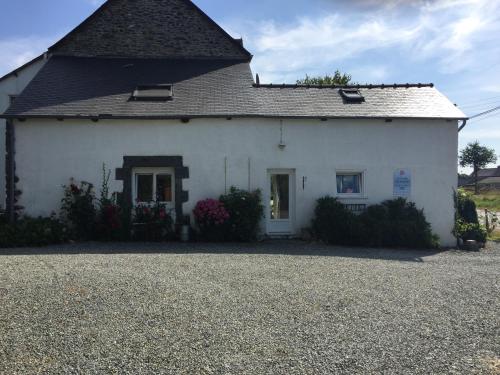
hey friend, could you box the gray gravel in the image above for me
[1,241,499,374]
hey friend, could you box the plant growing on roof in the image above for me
[297,70,353,86]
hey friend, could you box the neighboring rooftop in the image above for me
[475,166,500,178]
[2,56,466,120]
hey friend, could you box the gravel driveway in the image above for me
[1,241,499,374]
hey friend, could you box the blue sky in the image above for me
[1,0,499,171]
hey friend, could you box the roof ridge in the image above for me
[253,83,434,89]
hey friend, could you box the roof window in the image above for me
[339,88,364,103]
[131,84,173,101]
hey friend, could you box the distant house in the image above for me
[0,0,466,245]
[459,166,500,189]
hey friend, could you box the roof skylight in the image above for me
[131,84,173,101]
[339,88,364,103]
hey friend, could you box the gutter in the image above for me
[458,119,467,132]
[5,119,15,222]
[0,114,469,121]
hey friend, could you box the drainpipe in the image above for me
[458,119,467,132]
[5,119,15,223]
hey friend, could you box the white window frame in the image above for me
[335,169,366,199]
[132,167,174,205]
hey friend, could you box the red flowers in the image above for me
[70,184,81,195]
[193,199,230,227]
[134,203,171,224]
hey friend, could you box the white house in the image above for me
[1,0,466,245]
[0,55,47,210]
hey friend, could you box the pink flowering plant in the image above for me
[193,199,230,241]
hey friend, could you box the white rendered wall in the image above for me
[14,117,458,246]
[0,57,46,209]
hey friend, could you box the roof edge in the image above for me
[0,114,468,121]
[0,54,45,83]
[184,0,252,61]
[253,83,435,89]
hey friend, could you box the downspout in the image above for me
[458,119,467,132]
[5,119,15,223]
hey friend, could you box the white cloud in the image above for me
[0,36,60,77]
[227,0,500,82]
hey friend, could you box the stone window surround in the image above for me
[116,156,189,224]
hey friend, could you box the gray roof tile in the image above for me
[3,56,466,120]
[49,0,251,60]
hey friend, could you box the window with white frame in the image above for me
[336,172,363,195]
[133,169,174,204]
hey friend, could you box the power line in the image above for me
[469,105,500,120]
[469,111,500,124]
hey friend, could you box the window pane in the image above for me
[270,174,289,219]
[156,174,173,202]
[337,174,361,194]
[336,176,342,194]
[136,174,153,202]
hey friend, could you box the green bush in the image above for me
[453,220,487,243]
[61,180,97,240]
[456,190,479,224]
[311,197,439,249]
[219,187,264,242]
[0,215,68,248]
[312,196,357,245]
[358,198,439,249]
[454,189,487,245]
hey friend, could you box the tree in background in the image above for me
[459,141,497,194]
[297,70,352,85]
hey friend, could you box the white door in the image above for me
[267,169,295,234]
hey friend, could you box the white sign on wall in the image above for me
[393,169,411,197]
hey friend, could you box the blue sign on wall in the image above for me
[394,169,411,197]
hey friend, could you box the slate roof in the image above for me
[48,0,251,60]
[475,167,500,178]
[254,84,466,119]
[2,56,467,120]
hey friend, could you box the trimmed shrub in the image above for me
[311,196,357,245]
[312,197,439,249]
[358,198,439,249]
[0,215,68,248]
[220,187,264,242]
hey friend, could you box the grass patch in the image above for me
[468,191,500,211]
